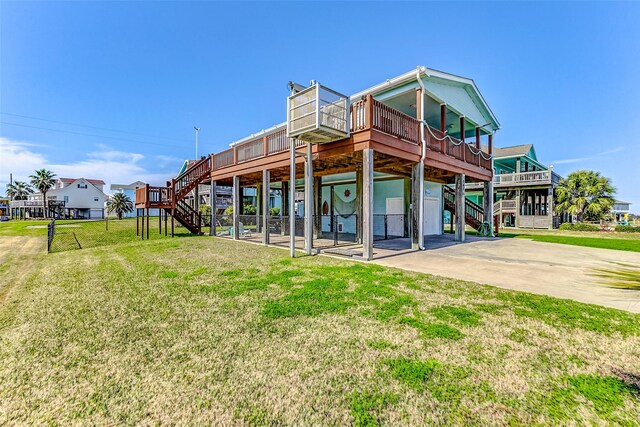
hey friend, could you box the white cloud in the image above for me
[551,146,625,165]
[0,137,171,193]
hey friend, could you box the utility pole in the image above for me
[9,173,13,200]
[194,126,201,159]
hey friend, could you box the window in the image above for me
[77,183,87,189]
[94,197,99,202]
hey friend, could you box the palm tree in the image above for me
[6,181,33,200]
[29,169,56,219]
[107,193,133,220]
[555,170,615,222]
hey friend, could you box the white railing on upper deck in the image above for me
[494,170,552,186]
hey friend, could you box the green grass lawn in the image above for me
[448,226,640,253]
[1,234,639,425]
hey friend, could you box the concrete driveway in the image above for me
[372,235,640,313]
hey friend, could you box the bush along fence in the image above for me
[47,217,197,253]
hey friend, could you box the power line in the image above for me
[0,121,184,149]
[0,112,187,142]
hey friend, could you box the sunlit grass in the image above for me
[0,235,638,425]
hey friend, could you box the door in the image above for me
[423,197,441,235]
[386,197,404,237]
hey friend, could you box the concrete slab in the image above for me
[373,234,640,313]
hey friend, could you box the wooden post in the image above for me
[411,163,423,249]
[314,176,322,240]
[365,94,374,129]
[475,127,481,149]
[483,180,494,237]
[263,135,268,157]
[210,181,216,236]
[136,208,139,236]
[164,209,167,236]
[233,176,240,241]
[454,174,465,242]
[459,117,465,142]
[159,209,161,234]
[255,183,262,233]
[281,181,288,236]
[262,170,270,245]
[488,133,493,155]
[355,166,363,244]
[146,208,149,240]
[330,185,335,237]
[362,148,374,261]
[440,104,446,132]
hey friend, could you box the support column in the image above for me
[304,142,313,255]
[515,189,521,228]
[289,140,296,257]
[255,184,262,233]
[314,176,322,240]
[232,176,240,240]
[281,181,288,236]
[455,174,465,242]
[440,104,447,132]
[136,208,139,236]
[355,166,363,244]
[403,177,411,238]
[410,163,424,249]
[146,208,149,240]
[262,170,270,245]
[362,148,374,261]
[548,185,555,230]
[483,180,494,237]
[210,181,217,236]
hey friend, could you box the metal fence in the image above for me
[47,217,175,253]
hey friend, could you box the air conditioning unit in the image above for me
[287,82,350,144]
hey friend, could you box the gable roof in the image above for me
[492,144,533,159]
[59,177,105,185]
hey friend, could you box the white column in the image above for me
[304,142,313,255]
[262,170,270,245]
[455,174,466,242]
[289,140,296,257]
[363,148,374,260]
[410,163,424,249]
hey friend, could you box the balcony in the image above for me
[211,95,493,179]
[135,185,173,209]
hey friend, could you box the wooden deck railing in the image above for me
[135,185,173,208]
[210,94,492,173]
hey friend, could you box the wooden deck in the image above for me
[209,95,493,187]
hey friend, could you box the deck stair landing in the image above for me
[443,185,485,231]
[136,156,212,235]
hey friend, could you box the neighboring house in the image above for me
[0,197,9,220]
[110,181,151,218]
[136,66,501,260]
[612,200,631,225]
[466,144,563,229]
[10,178,107,219]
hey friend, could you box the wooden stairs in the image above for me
[443,185,485,232]
[135,156,212,235]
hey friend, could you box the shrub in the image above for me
[269,207,280,216]
[559,223,600,232]
[615,225,640,233]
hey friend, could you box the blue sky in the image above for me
[1,1,639,211]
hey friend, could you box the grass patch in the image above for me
[383,357,439,392]
[399,316,464,340]
[429,305,481,326]
[516,234,640,252]
[350,391,398,427]
[1,235,639,425]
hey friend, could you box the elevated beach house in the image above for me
[135,66,500,260]
[11,178,107,219]
[466,144,563,229]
